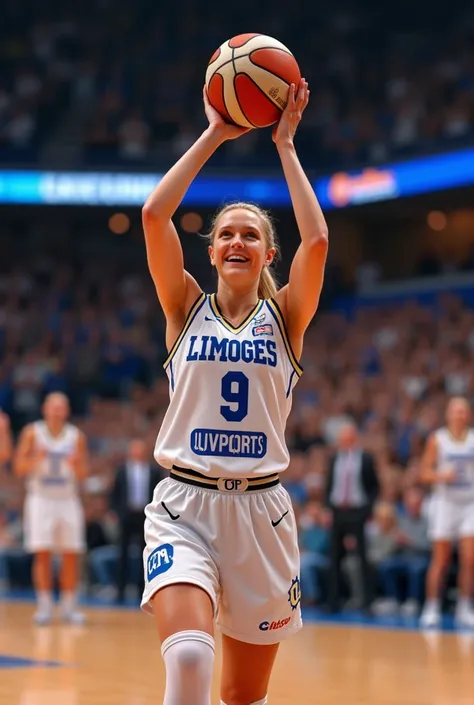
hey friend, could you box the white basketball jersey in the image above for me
[155,293,302,477]
[28,421,80,499]
[434,427,474,501]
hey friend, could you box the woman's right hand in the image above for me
[203,86,252,141]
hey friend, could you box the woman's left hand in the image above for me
[272,78,309,145]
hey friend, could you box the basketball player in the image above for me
[0,410,13,464]
[141,78,328,705]
[420,397,474,628]
[14,392,89,625]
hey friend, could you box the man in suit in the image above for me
[110,439,162,603]
[325,422,379,613]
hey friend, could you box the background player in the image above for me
[14,392,89,625]
[420,396,474,628]
[141,78,328,705]
[0,410,13,464]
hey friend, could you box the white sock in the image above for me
[60,591,77,614]
[37,591,53,612]
[424,599,440,612]
[221,698,268,704]
[457,597,471,613]
[162,630,214,705]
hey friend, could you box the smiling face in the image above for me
[209,207,275,291]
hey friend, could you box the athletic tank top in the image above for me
[434,427,474,501]
[27,421,80,499]
[154,293,302,477]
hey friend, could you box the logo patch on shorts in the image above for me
[259,617,291,631]
[288,576,301,611]
[147,544,174,581]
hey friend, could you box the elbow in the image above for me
[142,201,158,223]
[307,232,329,258]
[142,200,168,225]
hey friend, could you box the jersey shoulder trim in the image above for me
[265,299,303,377]
[163,293,206,369]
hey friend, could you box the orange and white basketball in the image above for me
[205,33,301,129]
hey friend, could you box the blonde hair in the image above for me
[208,202,280,300]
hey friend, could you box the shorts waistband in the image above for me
[170,465,280,492]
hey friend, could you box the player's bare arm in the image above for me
[273,81,328,359]
[13,425,45,477]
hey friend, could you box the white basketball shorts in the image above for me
[24,494,86,553]
[428,495,474,541]
[141,474,302,645]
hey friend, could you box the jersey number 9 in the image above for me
[220,371,249,422]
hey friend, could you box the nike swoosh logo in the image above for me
[271,510,289,528]
[204,316,216,321]
[161,501,180,521]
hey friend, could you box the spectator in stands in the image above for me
[85,493,120,600]
[325,422,379,613]
[344,501,399,613]
[110,438,162,603]
[375,487,430,616]
[298,500,330,606]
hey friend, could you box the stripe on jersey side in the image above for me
[163,293,206,369]
[265,299,303,377]
[285,369,296,398]
[209,294,265,334]
[169,360,175,392]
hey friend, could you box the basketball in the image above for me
[205,33,301,129]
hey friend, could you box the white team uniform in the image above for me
[23,421,85,553]
[428,427,474,541]
[142,293,303,644]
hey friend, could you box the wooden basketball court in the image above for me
[1,600,473,704]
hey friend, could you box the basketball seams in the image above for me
[232,73,258,128]
[222,55,238,126]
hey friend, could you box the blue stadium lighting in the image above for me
[0,147,474,207]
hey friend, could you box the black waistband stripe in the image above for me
[170,465,280,491]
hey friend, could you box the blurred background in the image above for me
[1,0,474,615]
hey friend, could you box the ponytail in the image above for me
[258,266,278,300]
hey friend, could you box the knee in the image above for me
[162,630,215,677]
[174,642,208,672]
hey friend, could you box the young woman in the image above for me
[14,393,89,625]
[420,396,474,628]
[141,78,328,705]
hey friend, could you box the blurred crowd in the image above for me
[1,0,474,170]
[1,228,473,613]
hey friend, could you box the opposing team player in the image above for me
[141,78,328,705]
[420,396,474,628]
[14,393,89,625]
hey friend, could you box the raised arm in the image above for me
[273,80,329,358]
[142,88,250,333]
